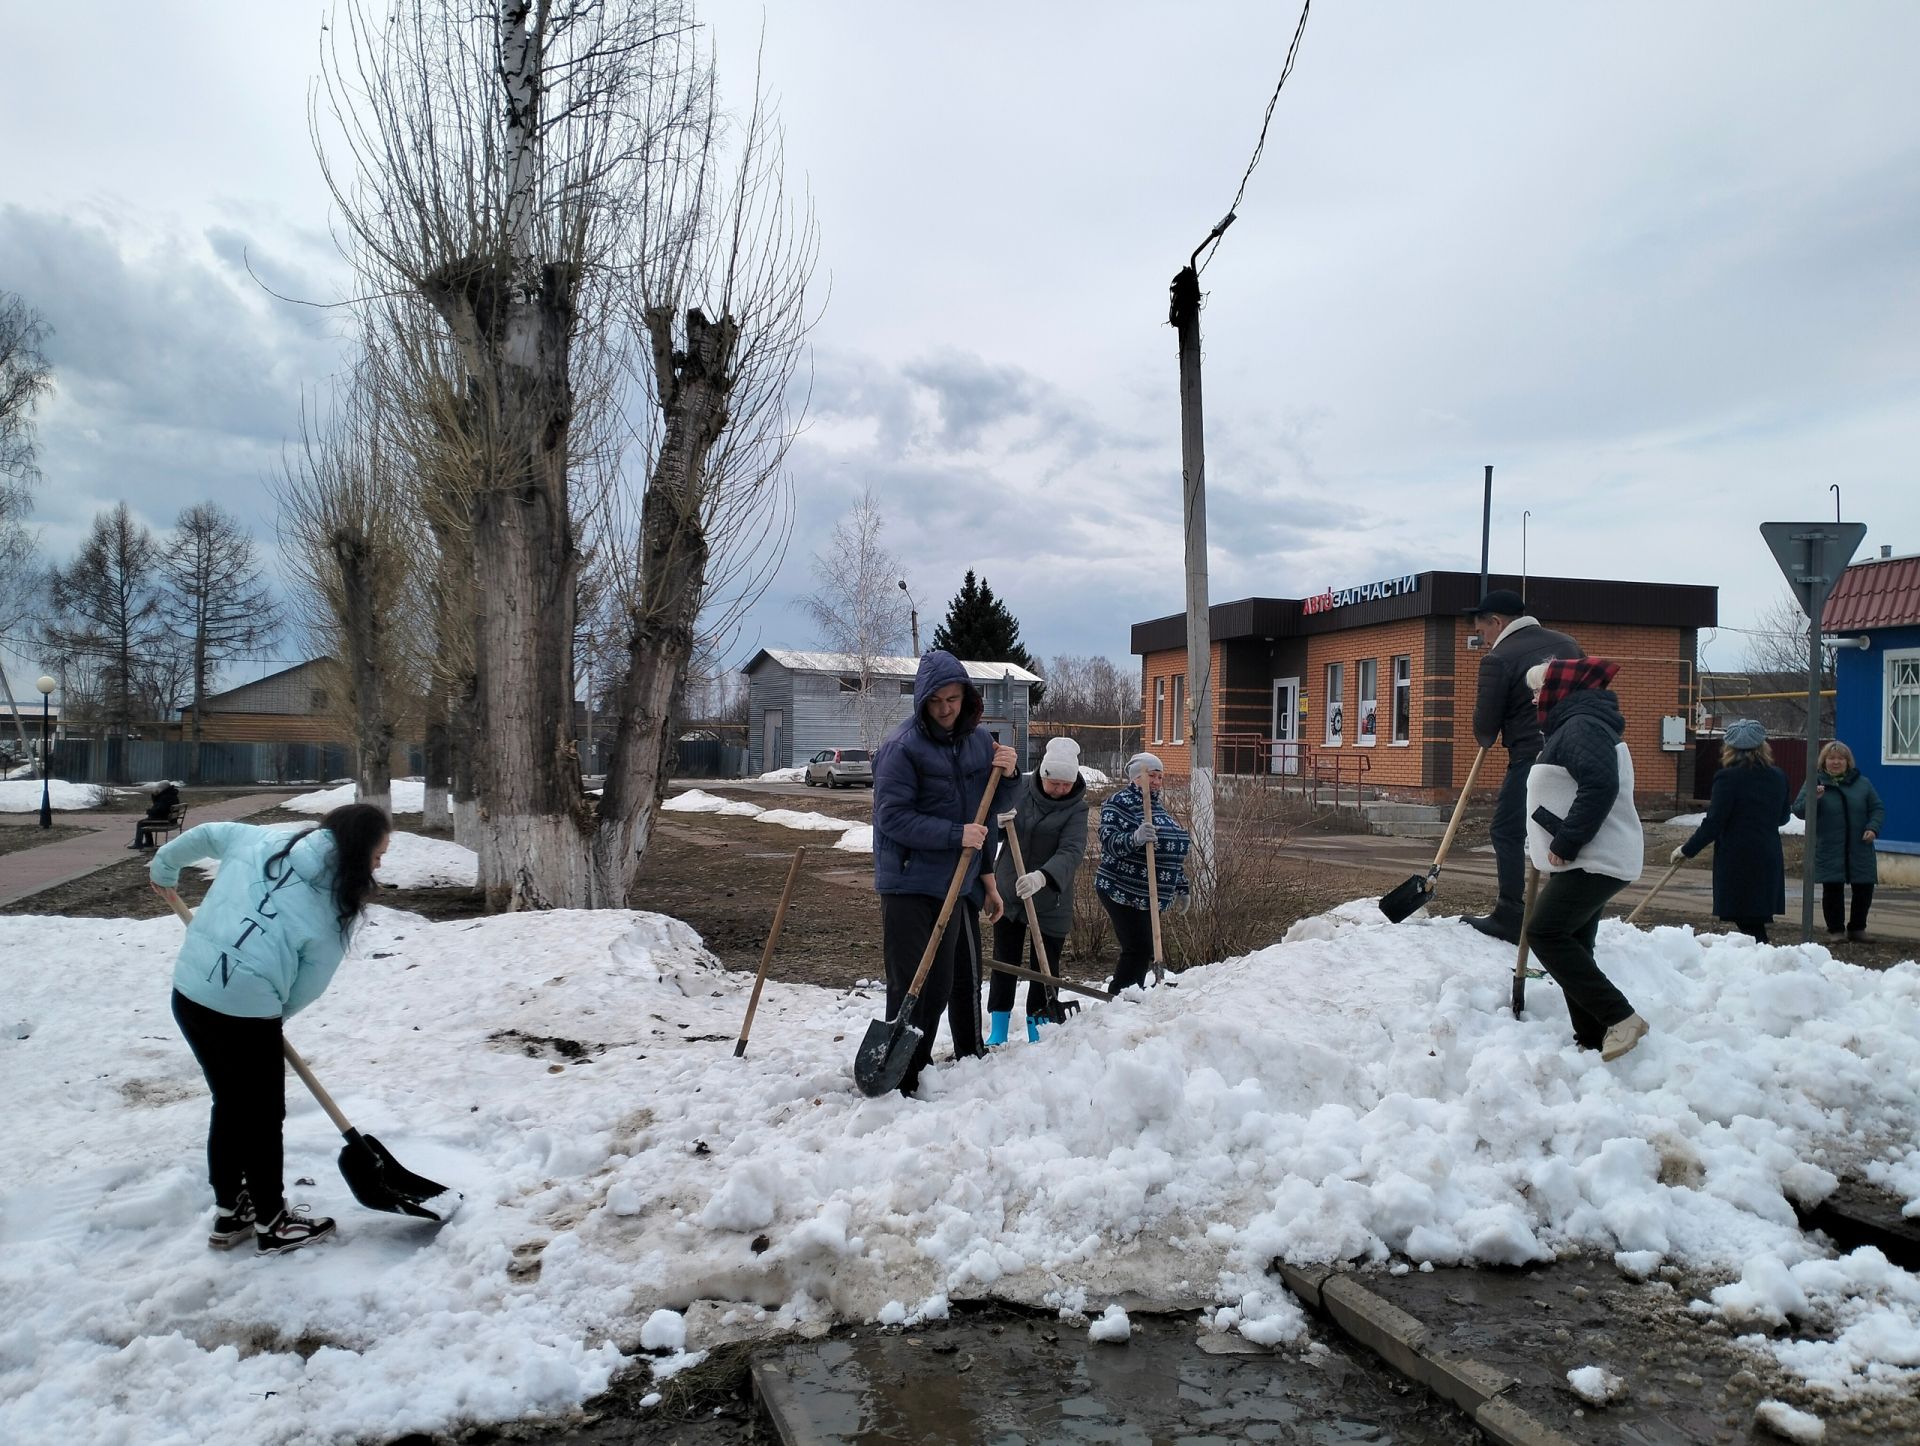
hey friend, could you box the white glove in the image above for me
[1168,891,1191,914]
[1670,845,1687,863]
[1132,820,1157,846]
[1014,869,1047,900]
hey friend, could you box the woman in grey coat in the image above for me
[987,737,1090,1043]
[1792,741,1886,941]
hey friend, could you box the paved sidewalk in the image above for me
[0,794,291,908]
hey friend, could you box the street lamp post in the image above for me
[36,675,55,830]
[1521,510,1532,604]
[898,579,921,656]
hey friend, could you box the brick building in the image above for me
[1132,570,1718,805]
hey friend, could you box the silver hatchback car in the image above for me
[804,747,873,788]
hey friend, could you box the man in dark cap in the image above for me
[1463,589,1581,942]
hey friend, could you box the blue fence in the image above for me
[50,740,378,786]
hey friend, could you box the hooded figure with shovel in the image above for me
[865,651,1019,1097]
[151,804,390,1254]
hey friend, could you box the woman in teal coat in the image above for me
[1791,742,1886,942]
[150,804,391,1254]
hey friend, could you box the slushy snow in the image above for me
[286,779,428,814]
[2,898,1918,1445]
[664,788,872,852]
[0,779,107,811]
[1566,1364,1626,1405]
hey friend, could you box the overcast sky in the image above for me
[4,1,1917,702]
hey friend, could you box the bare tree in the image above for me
[276,369,425,817]
[47,503,164,738]
[801,489,910,748]
[158,502,282,779]
[0,485,43,752]
[318,1,814,908]
[0,292,54,750]
[1036,653,1143,777]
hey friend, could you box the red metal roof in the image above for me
[1825,555,1920,631]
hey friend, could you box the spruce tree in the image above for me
[930,570,1044,704]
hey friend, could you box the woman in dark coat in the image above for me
[1792,741,1886,942]
[1675,719,1790,942]
[987,737,1090,1044]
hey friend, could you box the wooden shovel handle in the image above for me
[1625,858,1685,925]
[1142,777,1165,978]
[997,809,1060,990]
[1428,745,1489,875]
[163,891,355,1135]
[735,846,807,1056]
[1513,864,1541,1015]
[903,764,1009,1000]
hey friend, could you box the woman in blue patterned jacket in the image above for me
[1095,752,1191,991]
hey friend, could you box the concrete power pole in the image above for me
[1170,265,1215,896]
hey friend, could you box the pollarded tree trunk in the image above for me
[333,532,395,817]
[589,307,738,904]
[426,258,590,908]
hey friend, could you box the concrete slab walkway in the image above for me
[0,794,292,908]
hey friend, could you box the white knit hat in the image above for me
[1127,751,1164,782]
[1038,737,1081,783]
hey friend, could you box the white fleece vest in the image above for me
[1525,743,1644,883]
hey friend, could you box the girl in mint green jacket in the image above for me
[151,804,390,1254]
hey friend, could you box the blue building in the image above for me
[1827,547,1920,886]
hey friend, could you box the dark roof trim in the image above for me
[1132,571,1717,654]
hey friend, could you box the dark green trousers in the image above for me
[1528,868,1634,1049]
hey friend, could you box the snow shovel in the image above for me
[854,764,1008,1097]
[1625,858,1685,925]
[163,893,460,1222]
[1379,745,1489,923]
[1141,775,1167,985]
[1512,864,1541,1017]
[997,809,1067,1022]
[735,846,806,1057]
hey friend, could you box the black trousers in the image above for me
[1527,869,1634,1050]
[988,916,1068,1015]
[1823,883,1874,935]
[1488,746,1539,920]
[172,990,287,1220]
[1100,894,1158,992]
[880,893,983,1096]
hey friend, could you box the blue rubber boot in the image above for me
[986,1011,1011,1047]
[1027,1015,1043,1043]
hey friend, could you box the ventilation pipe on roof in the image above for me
[1882,544,1894,559]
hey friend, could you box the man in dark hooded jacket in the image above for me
[1463,589,1581,943]
[871,650,1019,1096]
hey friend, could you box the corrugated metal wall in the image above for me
[746,665,795,774]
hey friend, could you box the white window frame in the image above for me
[1355,658,1378,747]
[1324,662,1345,747]
[1170,674,1185,743]
[1887,647,1920,764]
[1391,655,1412,746]
[1153,677,1166,744]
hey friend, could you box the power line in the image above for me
[1192,0,1313,274]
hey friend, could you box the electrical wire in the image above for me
[1193,0,1313,275]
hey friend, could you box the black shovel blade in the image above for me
[339,1129,460,1222]
[853,1009,922,1098]
[1378,873,1434,923]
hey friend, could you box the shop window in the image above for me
[1889,650,1920,762]
[1391,655,1412,745]
[1170,675,1185,743]
[1324,662,1345,746]
[1153,677,1165,743]
[1356,659,1378,746]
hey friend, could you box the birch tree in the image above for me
[1,293,54,749]
[48,503,164,738]
[317,1,813,908]
[801,490,911,748]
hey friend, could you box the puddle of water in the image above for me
[758,1311,1479,1445]
[1364,1255,1914,1445]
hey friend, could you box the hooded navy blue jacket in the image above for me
[871,651,1016,900]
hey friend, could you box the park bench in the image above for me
[134,804,189,850]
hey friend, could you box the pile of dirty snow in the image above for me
[0,779,106,811]
[664,788,872,853]
[1,900,1917,1445]
[285,780,428,815]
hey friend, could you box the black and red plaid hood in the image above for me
[1536,656,1620,718]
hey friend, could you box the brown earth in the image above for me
[0,823,89,856]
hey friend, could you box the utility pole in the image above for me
[898,579,920,656]
[1170,263,1215,896]
[1479,465,1493,599]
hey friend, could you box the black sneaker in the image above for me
[208,1190,255,1249]
[1466,914,1522,945]
[256,1205,336,1255]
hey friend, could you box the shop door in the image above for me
[1270,679,1300,775]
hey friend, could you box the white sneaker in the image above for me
[1600,1013,1649,1062]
